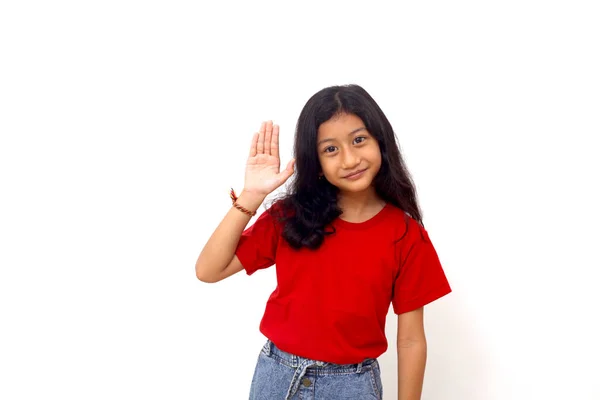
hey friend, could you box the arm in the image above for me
[397,307,427,400]
[194,120,295,283]
[195,191,265,283]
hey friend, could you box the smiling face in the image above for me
[316,113,382,195]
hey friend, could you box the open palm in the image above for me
[244,120,295,196]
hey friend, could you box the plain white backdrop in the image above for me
[1,1,599,399]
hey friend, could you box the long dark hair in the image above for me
[270,84,423,250]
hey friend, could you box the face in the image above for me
[316,113,382,194]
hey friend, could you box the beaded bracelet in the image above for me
[229,188,257,217]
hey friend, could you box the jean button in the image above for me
[302,378,311,387]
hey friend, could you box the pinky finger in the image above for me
[249,132,259,157]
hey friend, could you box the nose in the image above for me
[341,147,360,169]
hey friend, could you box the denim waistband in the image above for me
[261,339,378,400]
[261,339,377,374]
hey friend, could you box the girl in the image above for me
[196,84,451,400]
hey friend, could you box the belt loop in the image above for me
[356,361,363,373]
[263,339,272,356]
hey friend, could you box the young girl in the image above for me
[196,84,451,400]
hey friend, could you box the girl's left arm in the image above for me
[397,307,427,400]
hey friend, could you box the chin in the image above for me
[335,179,375,193]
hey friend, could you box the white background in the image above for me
[1,1,599,399]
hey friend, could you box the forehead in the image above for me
[317,113,366,139]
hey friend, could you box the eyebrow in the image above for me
[317,127,367,146]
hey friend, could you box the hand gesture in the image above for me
[244,121,295,197]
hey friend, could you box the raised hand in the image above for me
[243,120,295,197]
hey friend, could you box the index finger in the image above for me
[271,124,280,160]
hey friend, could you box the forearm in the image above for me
[195,191,265,281]
[397,340,427,400]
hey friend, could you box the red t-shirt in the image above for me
[235,201,451,364]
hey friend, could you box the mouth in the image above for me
[344,168,367,178]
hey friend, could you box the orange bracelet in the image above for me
[230,188,257,216]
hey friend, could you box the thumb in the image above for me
[277,158,295,182]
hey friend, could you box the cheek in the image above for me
[320,159,334,173]
[368,148,383,171]
[374,151,382,165]
[371,145,382,162]
[317,155,329,169]
[319,158,339,177]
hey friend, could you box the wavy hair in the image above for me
[270,84,423,250]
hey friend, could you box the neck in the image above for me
[337,187,385,214]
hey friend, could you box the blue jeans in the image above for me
[249,339,383,399]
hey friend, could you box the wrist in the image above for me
[235,190,265,214]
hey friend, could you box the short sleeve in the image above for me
[235,205,280,276]
[392,220,452,315]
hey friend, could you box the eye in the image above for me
[324,146,337,153]
[353,136,367,144]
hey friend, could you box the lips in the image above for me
[344,168,366,178]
